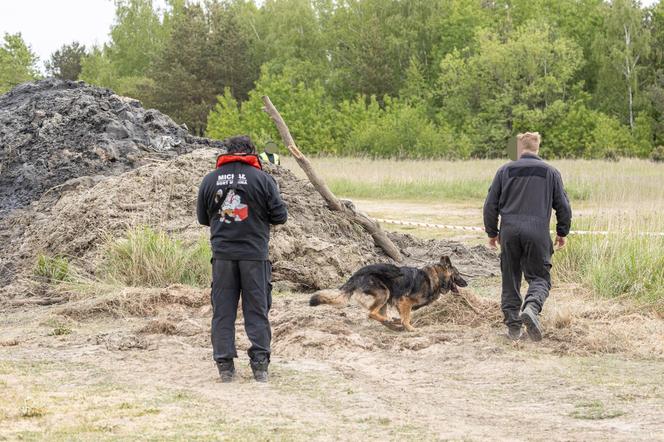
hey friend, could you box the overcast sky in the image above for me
[0,0,660,73]
[0,0,168,72]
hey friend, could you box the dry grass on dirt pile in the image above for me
[0,148,498,296]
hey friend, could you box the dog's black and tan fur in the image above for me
[309,256,467,331]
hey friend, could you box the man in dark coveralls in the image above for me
[483,132,572,341]
[197,135,288,382]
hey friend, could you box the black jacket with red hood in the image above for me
[197,153,288,261]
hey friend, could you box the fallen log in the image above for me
[262,95,403,263]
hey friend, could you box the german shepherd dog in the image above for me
[309,256,467,331]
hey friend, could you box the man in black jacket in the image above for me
[483,132,572,342]
[197,135,288,382]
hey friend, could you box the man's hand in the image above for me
[488,235,500,249]
[555,235,566,249]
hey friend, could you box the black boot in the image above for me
[250,359,269,383]
[519,304,543,342]
[507,325,523,341]
[217,359,235,383]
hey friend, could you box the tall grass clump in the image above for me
[102,227,211,288]
[555,233,664,308]
[33,255,73,282]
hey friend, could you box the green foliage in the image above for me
[346,97,471,158]
[0,33,40,93]
[147,0,261,134]
[79,48,114,87]
[592,0,650,128]
[207,64,338,152]
[207,68,472,158]
[45,42,86,80]
[102,226,211,288]
[34,255,73,283]
[108,0,168,78]
[38,0,664,158]
[569,400,625,420]
[651,145,664,162]
[437,22,584,157]
[206,88,244,141]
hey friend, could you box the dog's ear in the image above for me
[439,255,452,267]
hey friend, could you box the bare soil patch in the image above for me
[1,283,662,440]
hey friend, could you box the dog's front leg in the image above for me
[397,298,416,332]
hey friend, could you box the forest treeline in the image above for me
[2,0,664,159]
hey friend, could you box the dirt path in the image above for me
[1,284,663,441]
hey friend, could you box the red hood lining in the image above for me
[216,153,263,170]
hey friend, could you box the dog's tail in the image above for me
[309,289,352,307]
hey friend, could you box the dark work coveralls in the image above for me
[483,153,572,327]
[197,153,287,367]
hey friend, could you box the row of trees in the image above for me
[3,0,664,159]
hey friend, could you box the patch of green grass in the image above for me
[564,182,592,201]
[135,407,161,416]
[101,226,211,288]
[329,177,593,203]
[356,416,392,426]
[41,317,73,336]
[555,233,664,308]
[33,255,73,282]
[171,391,196,402]
[570,400,625,420]
[288,157,664,206]
[329,178,490,202]
[48,325,72,336]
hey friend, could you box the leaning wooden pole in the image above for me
[262,95,403,263]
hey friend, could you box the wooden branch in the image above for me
[262,95,403,263]
[353,210,404,263]
[262,95,343,212]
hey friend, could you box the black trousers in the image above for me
[211,259,272,365]
[500,223,553,327]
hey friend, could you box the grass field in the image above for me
[284,157,664,207]
[284,157,664,309]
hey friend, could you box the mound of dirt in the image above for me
[0,147,498,291]
[0,79,222,216]
[0,79,498,291]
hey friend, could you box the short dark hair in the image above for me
[224,135,256,154]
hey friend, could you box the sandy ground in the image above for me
[1,281,663,441]
[1,198,662,441]
[352,199,643,243]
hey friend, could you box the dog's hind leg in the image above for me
[367,289,390,324]
[397,297,416,332]
[367,291,403,331]
[379,304,402,326]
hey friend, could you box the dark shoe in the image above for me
[250,360,269,383]
[217,359,235,383]
[507,325,523,341]
[519,305,543,342]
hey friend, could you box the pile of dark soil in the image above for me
[0,79,222,216]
